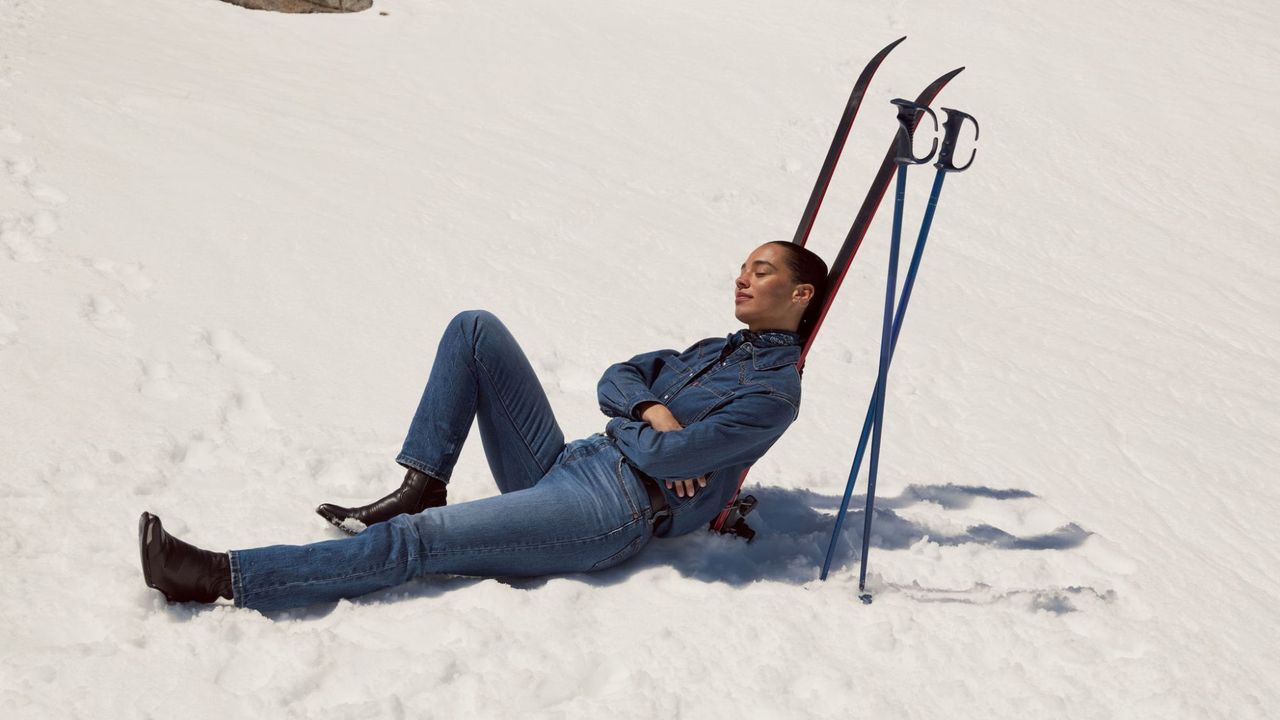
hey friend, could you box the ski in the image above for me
[712,64,965,537]
[791,36,905,247]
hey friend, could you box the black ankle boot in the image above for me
[138,512,233,604]
[315,468,447,534]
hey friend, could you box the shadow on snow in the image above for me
[520,482,1089,588]
[228,482,1092,620]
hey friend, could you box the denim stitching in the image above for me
[421,517,644,559]
[227,550,246,607]
[395,454,450,483]
[243,559,414,601]
[613,456,642,519]
[473,351,557,479]
[589,533,647,571]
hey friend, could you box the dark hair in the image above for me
[765,241,829,340]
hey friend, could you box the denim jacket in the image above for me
[598,329,802,537]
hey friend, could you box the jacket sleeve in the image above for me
[604,392,798,480]
[596,348,679,420]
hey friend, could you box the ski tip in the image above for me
[925,66,966,90]
[866,37,908,66]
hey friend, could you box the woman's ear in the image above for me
[793,283,815,304]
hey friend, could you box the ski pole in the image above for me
[818,100,936,584]
[857,100,937,601]
[819,106,980,595]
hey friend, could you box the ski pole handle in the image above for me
[936,107,979,172]
[891,98,939,165]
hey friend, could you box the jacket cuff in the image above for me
[605,417,629,437]
[626,392,662,420]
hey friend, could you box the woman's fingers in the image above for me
[665,479,688,497]
[664,477,709,497]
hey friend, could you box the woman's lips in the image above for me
[735,293,751,304]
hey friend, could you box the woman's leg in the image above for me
[397,310,564,494]
[234,440,652,612]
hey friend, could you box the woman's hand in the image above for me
[666,476,708,498]
[637,403,706,496]
[637,402,683,433]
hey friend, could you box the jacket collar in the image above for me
[724,329,802,370]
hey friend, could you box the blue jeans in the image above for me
[228,311,656,612]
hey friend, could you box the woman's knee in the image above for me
[447,309,503,343]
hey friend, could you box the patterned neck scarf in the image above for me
[723,329,801,357]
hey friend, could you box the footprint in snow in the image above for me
[29,209,58,238]
[135,358,181,400]
[28,181,68,206]
[4,155,34,179]
[0,310,17,346]
[219,388,281,430]
[91,258,154,296]
[198,327,275,374]
[0,217,42,262]
[84,295,134,336]
[167,432,220,472]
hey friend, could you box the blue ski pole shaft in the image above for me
[856,164,907,596]
[819,167,948,581]
[856,167,948,594]
[819,104,976,590]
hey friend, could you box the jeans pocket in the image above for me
[613,457,643,519]
[589,532,646,572]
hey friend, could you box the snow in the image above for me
[1,0,1278,717]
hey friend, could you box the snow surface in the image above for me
[2,0,1278,717]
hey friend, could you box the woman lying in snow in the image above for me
[138,241,827,612]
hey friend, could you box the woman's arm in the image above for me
[596,348,678,420]
[633,402,705,496]
[605,392,798,481]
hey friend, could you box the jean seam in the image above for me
[589,533,647,571]
[242,559,413,600]
[473,350,556,478]
[613,456,642,519]
[421,516,645,559]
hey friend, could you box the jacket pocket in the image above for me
[670,383,735,424]
[653,357,694,399]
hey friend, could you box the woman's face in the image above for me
[734,244,811,332]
